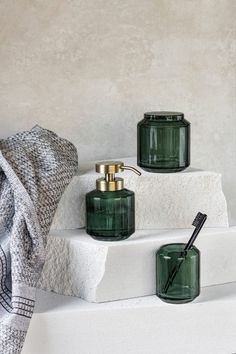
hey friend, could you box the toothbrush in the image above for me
[164,212,207,293]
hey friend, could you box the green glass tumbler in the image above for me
[137,111,190,173]
[156,243,200,304]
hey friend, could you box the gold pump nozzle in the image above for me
[121,165,141,176]
[95,161,141,191]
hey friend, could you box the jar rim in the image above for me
[144,111,184,121]
[158,243,198,251]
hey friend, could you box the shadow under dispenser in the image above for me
[86,161,141,241]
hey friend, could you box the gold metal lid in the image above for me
[95,161,141,191]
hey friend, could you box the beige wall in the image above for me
[0,0,235,223]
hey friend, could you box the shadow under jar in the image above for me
[137,111,190,173]
[156,243,200,304]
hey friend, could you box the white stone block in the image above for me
[23,283,236,354]
[51,157,228,230]
[38,227,236,303]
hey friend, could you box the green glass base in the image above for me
[158,294,199,304]
[90,235,131,242]
[86,229,134,241]
[138,164,189,173]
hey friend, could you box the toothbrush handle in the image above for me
[163,258,184,293]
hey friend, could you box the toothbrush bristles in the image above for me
[192,212,206,228]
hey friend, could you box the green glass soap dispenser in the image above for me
[86,161,141,241]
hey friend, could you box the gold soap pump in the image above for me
[96,161,141,192]
[86,161,141,241]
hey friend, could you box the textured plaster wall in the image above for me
[0,1,235,223]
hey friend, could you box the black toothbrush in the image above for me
[164,212,207,293]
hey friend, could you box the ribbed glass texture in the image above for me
[86,189,135,241]
[137,112,190,173]
[156,243,200,304]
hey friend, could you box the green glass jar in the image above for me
[137,111,190,173]
[86,161,141,241]
[156,243,200,304]
[86,189,135,241]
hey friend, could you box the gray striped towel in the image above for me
[0,126,78,353]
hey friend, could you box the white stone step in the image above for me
[38,227,236,302]
[23,282,236,354]
[51,157,228,230]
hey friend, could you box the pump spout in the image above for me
[121,165,141,176]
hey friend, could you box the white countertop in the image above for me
[23,282,236,354]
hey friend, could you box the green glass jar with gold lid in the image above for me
[86,161,141,241]
[137,111,190,173]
